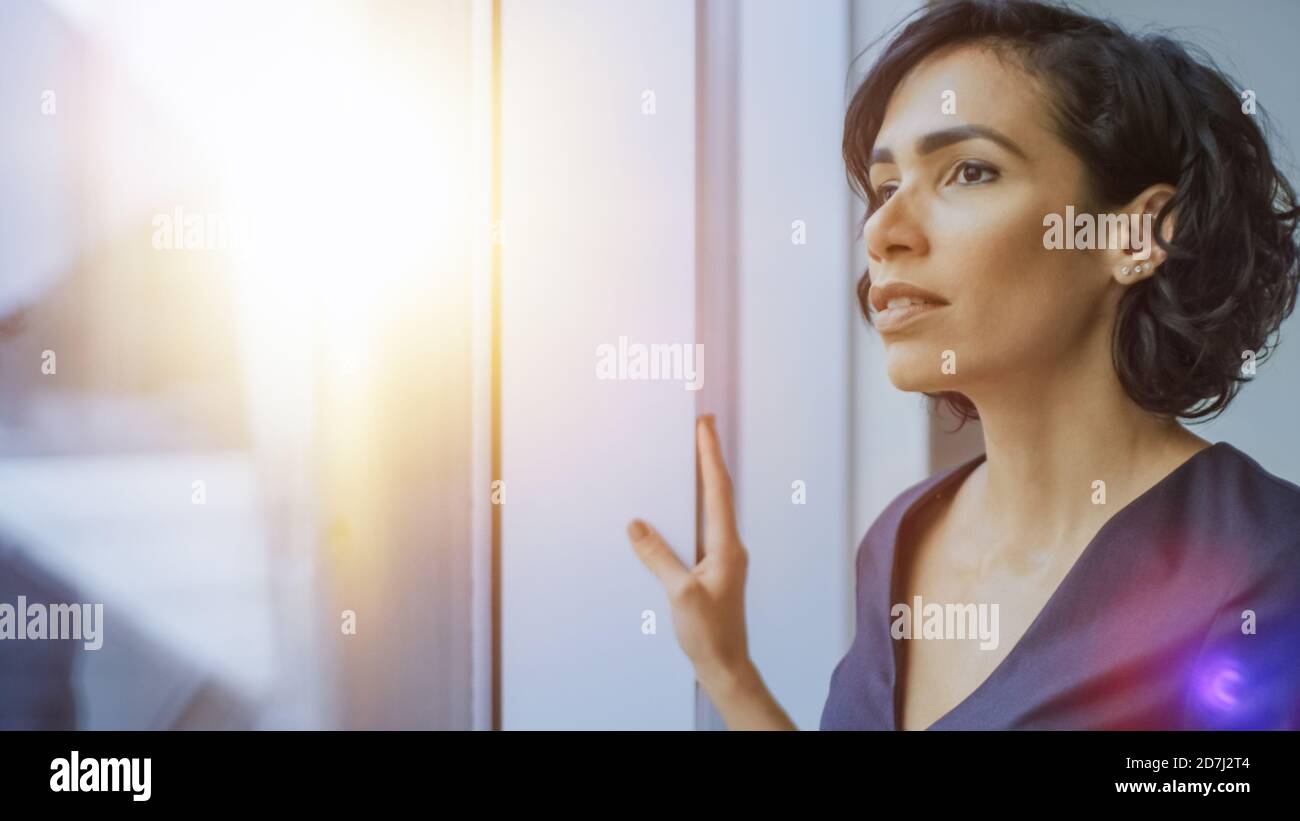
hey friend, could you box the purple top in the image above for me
[820,441,1300,730]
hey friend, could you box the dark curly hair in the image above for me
[845,0,1300,426]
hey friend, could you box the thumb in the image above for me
[627,519,691,593]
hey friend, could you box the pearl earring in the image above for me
[1134,264,1144,274]
[1121,265,1130,276]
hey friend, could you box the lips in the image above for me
[873,300,944,333]
[868,281,949,334]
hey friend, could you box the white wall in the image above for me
[499,0,699,730]
[497,0,934,730]
[734,0,857,731]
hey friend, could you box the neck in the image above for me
[960,361,1210,547]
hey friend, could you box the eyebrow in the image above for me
[869,125,1027,167]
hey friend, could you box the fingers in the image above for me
[697,415,741,552]
[627,519,691,594]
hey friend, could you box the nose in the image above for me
[863,188,929,266]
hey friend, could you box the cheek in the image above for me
[880,301,999,388]
[877,181,1105,387]
[881,244,1089,385]
[943,258,1104,378]
[880,291,1075,392]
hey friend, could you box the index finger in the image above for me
[698,415,741,553]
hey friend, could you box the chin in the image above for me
[883,340,952,394]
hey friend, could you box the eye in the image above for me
[875,183,899,204]
[947,160,999,187]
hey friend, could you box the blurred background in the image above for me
[0,0,1296,730]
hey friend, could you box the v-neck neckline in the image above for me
[884,441,1224,731]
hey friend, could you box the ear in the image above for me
[1107,183,1177,286]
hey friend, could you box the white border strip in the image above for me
[469,0,496,733]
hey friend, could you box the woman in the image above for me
[627,0,1300,730]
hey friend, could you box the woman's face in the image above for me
[864,45,1116,400]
